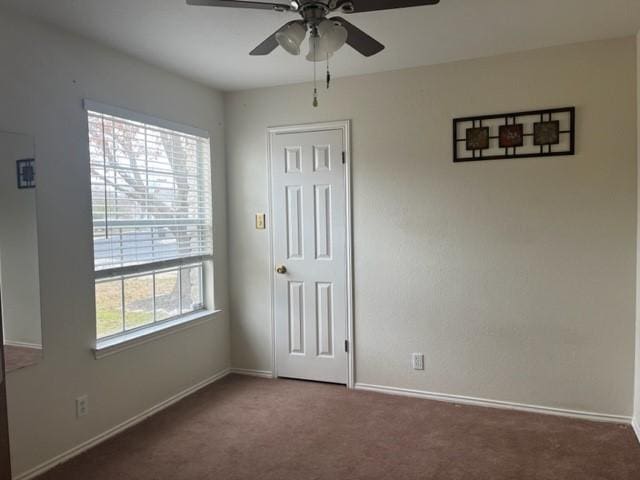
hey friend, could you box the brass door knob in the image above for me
[276,265,287,274]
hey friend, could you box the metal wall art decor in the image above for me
[453,107,575,162]
[16,158,35,189]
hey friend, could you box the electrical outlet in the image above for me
[76,395,89,418]
[412,353,424,370]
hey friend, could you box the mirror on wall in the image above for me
[0,131,43,372]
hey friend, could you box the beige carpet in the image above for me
[38,374,640,479]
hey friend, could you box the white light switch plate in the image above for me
[412,353,424,370]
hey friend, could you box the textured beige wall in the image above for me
[635,31,640,427]
[225,37,637,416]
[0,10,230,476]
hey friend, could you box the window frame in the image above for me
[95,262,205,342]
[84,100,215,347]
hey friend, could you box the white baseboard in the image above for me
[4,341,42,350]
[230,368,274,379]
[355,382,631,425]
[633,417,640,444]
[14,368,231,480]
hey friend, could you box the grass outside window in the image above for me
[96,263,204,339]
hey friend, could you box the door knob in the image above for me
[275,265,287,274]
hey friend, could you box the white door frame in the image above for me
[267,120,354,388]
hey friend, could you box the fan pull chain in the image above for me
[312,35,318,107]
[326,54,331,90]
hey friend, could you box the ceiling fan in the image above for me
[186,0,441,105]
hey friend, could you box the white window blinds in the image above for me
[87,104,213,279]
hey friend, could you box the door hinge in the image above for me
[342,151,346,164]
[344,340,349,353]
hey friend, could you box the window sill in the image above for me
[93,309,222,360]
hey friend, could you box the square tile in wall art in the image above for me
[16,158,35,189]
[499,124,524,148]
[533,120,560,146]
[465,127,490,151]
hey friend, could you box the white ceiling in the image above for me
[2,0,640,91]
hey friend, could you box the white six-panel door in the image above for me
[271,127,348,384]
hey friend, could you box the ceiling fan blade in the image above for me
[337,0,439,13]
[250,20,303,55]
[186,0,292,12]
[331,17,384,57]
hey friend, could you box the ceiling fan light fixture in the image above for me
[321,19,348,53]
[276,22,306,55]
[306,35,334,62]
[306,19,347,62]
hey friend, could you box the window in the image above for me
[86,101,213,340]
